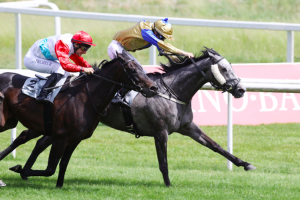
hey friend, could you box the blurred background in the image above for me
[0,0,300,69]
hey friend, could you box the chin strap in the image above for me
[72,42,79,53]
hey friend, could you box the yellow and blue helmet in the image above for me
[152,18,174,41]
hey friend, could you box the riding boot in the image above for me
[111,88,130,107]
[36,73,63,104]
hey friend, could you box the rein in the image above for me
[158,74,188,105]
[158,51,241,104]
[91,72,137,90]
[45,59,139,91]
[46,58,145,116]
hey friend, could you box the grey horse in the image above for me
[2,48,255,187]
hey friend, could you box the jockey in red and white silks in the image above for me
[24,31,96,104]
[24,32,94,75]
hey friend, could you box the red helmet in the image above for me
[71,31,96,46]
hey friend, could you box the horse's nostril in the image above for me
[150,86,158,92]
[238,88,245,94]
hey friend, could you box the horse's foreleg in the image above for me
[21,138,68,178]
[56,141,81,188]
[18,136,53,180]
[0,130,41,161]
[178,122,255,171]
[154,130,171,186]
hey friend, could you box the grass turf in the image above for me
[0,123,300,199]
[0,1,300,199]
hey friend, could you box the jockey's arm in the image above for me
[55,40,91,72]
[69,54,92,68]
[141,29,194,58]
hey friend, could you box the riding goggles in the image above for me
[154,30,166,40]
[157,34,166,40]
[79,44,91,52]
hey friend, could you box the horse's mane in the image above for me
[77,58,118,82]
[158,48,220,74]
[91,58,118,74]
[91,50,133,75]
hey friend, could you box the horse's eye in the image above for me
[131,69,137,73]
[222,68,227,72]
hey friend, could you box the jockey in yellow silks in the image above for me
[108,18,194,106]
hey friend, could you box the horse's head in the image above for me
[206,48,246,98]
[116,51,158,97]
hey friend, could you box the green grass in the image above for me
[1,1,300,198]
[1,0,300,69]
[0,123,300,199]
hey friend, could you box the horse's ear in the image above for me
[207,51,214,57]
[204,47,214,57]
[116,51,125,61]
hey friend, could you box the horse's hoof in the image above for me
[0,180,6,187]
[9,165,22,173]
[244,163,256,171]
[20,173,28,180]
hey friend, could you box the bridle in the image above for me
[189,56,241,93]
[158,51,241,105]
[118,59,145,95]
[90,58,144,93]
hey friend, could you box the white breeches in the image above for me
[107,40,147,73]
[24,50,66,75]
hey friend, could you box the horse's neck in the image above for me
[88,63,123,111]
[161,61,208,102]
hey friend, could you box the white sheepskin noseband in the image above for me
[211,64,226,85]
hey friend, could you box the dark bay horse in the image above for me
[0,51,157,186]
[1,48,255,187]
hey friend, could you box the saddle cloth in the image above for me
[22,73,69,104]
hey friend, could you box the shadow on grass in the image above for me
[3,175,300,198]
[2,176,164,189]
